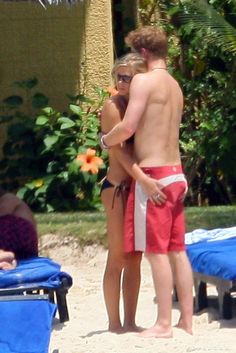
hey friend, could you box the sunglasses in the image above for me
[116,74,133,83]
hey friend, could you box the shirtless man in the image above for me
[100,26,193,337]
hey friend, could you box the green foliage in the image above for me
[0,78,109,212]
[174,1,236,205]
[139,0,236,206]
[177,0,236,55]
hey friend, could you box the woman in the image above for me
[101,53,159,333]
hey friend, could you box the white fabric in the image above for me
[185,227,236,245]
[134,183,148,251]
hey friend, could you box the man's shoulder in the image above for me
[130,73,151,94]
[132,72,149,83]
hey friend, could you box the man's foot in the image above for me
[139,325,173,338]
[175,320,193,335]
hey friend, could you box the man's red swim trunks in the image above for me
[124,165,187,254]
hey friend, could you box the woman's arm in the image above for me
[112,145,166,203]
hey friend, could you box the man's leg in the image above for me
[122,252,142,331]
[169,251,193,334]
[140,253,173,338]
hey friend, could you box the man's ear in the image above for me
[140,48,148,59]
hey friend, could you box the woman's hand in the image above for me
[139,175,167,205]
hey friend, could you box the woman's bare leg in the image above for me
[102,188,125,333]
[122,252,142,331]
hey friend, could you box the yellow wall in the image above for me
[0,0,113,147]
[81,0,114,96]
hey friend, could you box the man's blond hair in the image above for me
[125,26,167,58]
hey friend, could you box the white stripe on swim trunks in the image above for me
[134,173,187,252]
[157,173,187,187]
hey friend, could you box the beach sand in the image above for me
[41,236,236,353]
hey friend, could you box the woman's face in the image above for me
[114,66,133,97]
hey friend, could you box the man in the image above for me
[100,26,193,337]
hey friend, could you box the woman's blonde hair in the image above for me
[112,53,147,78]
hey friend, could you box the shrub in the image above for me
[0,78,108,212]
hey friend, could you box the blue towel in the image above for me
[0,297,56,353]
[187,237,236,280]
[0,256,72,289]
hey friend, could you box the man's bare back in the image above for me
[130,69,183,167]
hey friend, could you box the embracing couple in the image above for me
[100,26,193,338]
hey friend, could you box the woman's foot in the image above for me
[123,324,143,333]
[139,324,173,338]
[108,324,125,334]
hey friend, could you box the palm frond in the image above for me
[178,0,236,54]
[37,0,81,8]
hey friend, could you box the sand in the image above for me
[41,236,236,353]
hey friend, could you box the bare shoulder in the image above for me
[129,73,151,97]
[101,96,125,132]
[131,72,150,86]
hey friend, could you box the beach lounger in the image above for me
[186,227,236,319]
[0,256,73,323]
[0,294,56,353]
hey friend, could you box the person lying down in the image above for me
[0,189,38,270]
[0,249,17,270]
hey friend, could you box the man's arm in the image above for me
[102,74,148,147]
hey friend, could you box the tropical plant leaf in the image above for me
[178,0,236,54]
[36,115,49,125]
[42,107,55,115]
[70,104,82,115]
[43,135,59,148]
[58,117,76,129]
